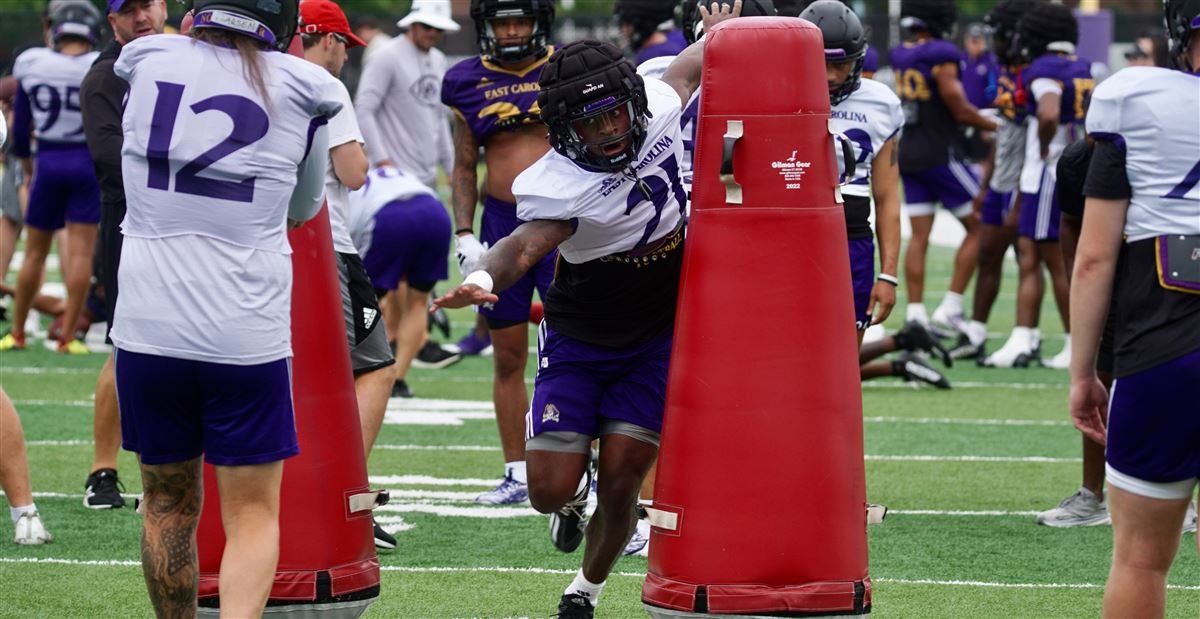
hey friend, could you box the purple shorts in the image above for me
[26,142,101,230]
[525,323,672,441]
[114,348,299,466]
[480,195,556,328]
[849,237,875,331]
[361,193,451,292]
[1106,348,1200,484]
[1019,168,1060,241]
[981,189,1016,227]
[900,160,979,215]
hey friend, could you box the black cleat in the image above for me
[373,517,397,550]
[84,468,126,509]
[411,342,462,370]
[556,593,596,618]
[894,321,953,367]
[391,379,414,398]
[894,353,951,389]
[427,300,452,340]
[550,469,591,553]
[948,333,986,363]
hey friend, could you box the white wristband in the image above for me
[877,273,899,286]
[463,270,494,293]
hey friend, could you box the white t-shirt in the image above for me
[323,80,363,255]
[111,34,342,364]
[1019,78,1073,194]
[346,165,437,256]
[513,77,687,263]
[829,78,905,198]
[13,47,99,144]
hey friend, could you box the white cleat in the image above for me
[1035,488,1110,528]
[1185,501,1197,535]
[982,332,1037,368]
[1042,336,1071,370]
[13,511,53,545]
[930,304,967,337]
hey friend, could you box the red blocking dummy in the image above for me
[195,34,380,615]
[643,18,870,616]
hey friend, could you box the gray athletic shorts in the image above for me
[337,252,395,375]
[988,117,1027,194]
[1,160,23,223]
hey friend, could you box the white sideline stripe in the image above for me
[864,416,1071,427]
[14,399,93,407]
[863,381,1064,390]
[369,475,497,487]
[27,439,94,446]
[2,367,95,375]
[890,509,1041,516]
[376,503,536,518]
[1,559,1196,592]
[374,444,498,452]
[867,455,1080,463]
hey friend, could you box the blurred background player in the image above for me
[1071,0,1200,612]
[614,0,685,66]
[1,76,27,302]
[962,23,998,113]
[355,0,462,378]
[354,15,393,64]
[1,362,53,544]
[949,0,1039,363]
[298,0,400,551]
[347,166,451,402]
[442,0,557,506]
[982,3,1090,369]
[78,0,169,511]
[110,0,340,612]
[890,0,996,337]
[3,0,102,354]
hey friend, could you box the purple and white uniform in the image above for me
[442,51,556,327]
[889,38,979,216]
[1018,53,1092,241]
[514,77,687,446]
[347,166,449,292]
[1085,66,1200,498]
[637,56,698,195]
[111,35,342,466]
[12,46,101,230]
[830,78,904,329]
[982,66,1027,226]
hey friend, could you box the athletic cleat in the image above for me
[895,321,953,367]
[1042,338,1071,370]
[373,517,397,550]
[949,333,986,363]
[1035,488,1110,528]
[427,303,452,339]
[474,473,529,505]
[1184,501,1197,535]
[56,339,90,355]
[411,341,462,369]
[0,332,27,351]
[930,305,967,338]
[555,593,595,618]
[623,521,650,556]
[550,469,591,553]
[13,511,52,545]
[982,332,1037,368]
[894,353,951,389]
[391,379,414,398]
[83,468,126,509]
[450,330,491,356]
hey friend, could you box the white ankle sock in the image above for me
[967,321,988,346]
[10,504,35,524]
[906,303,928,324]
[565,569,605,607]
[1009,326,1032,349]
[506,461,527,484]
[939,292,964,315]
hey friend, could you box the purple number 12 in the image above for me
[146,81,270,203]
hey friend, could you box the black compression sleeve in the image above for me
[1082,139,1132,201]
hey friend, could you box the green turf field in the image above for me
[1,245,1197,618]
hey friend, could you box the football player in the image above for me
[1071,0,1200,613]
[434,5,737,615]
[614,0,685,65]
[442,0,558,506]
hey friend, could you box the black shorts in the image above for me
[95,199,125,345]
[337,252,395,375]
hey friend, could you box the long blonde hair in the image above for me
[190,27,272,104]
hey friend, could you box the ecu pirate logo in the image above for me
[542,403,560,423]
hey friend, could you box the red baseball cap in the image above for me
[299,0,366,48]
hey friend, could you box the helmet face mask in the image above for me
[191,0,299,52]
[802,0,867,106]
[566,96,641,169]
[471,0,555,63]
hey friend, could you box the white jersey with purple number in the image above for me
[323,80,363,255]
[1086,66,1200,241]
[829,78,904,198]
[111,34,342,365]
[346,166,437,256]
[13,47,99,144]
[637,58,698,193]
[513,77,687,264]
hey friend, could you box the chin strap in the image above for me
[623,166,652,201]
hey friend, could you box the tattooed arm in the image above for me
[451,111,481,233]
[433,219,574,309]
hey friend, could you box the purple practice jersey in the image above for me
[441,50,553,145]
[636,36,686,67]
[889,38,965,172]
[1021,54,1094,125]
[993,65,1027,122]
[963,51,999,109]
[863,46,879,74]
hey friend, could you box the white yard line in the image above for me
[864,416,1070,427]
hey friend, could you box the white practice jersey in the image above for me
[637,57,699,194]
[989,116,1027,193]
[346,165,437,256]
[323,81,363,255]
[13,47,99,144]
[513,77,687,264]
[111,35,342,365]
[1019,78,1079,194]
[830,78,904,198]
[1086,66,1200,242]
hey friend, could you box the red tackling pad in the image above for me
[643,18,871,615]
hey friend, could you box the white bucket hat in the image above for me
[397,0,461,32]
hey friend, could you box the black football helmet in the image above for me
[191,0,299,52]
[899,0,957,40]
[801,0,867,106]
[470,0,555,63]
[614,0,677,51]
[1014,2,1078,63]
[538,40,650,172]
[680,0,777,45]
[47,0,101,46]
[985,0,1042,66]
[1165,0,1200,70]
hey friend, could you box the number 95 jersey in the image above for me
[114,35,343,253]
[12,47,99,145]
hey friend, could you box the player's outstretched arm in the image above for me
[433,218,574,310]
[662,0,741,108]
